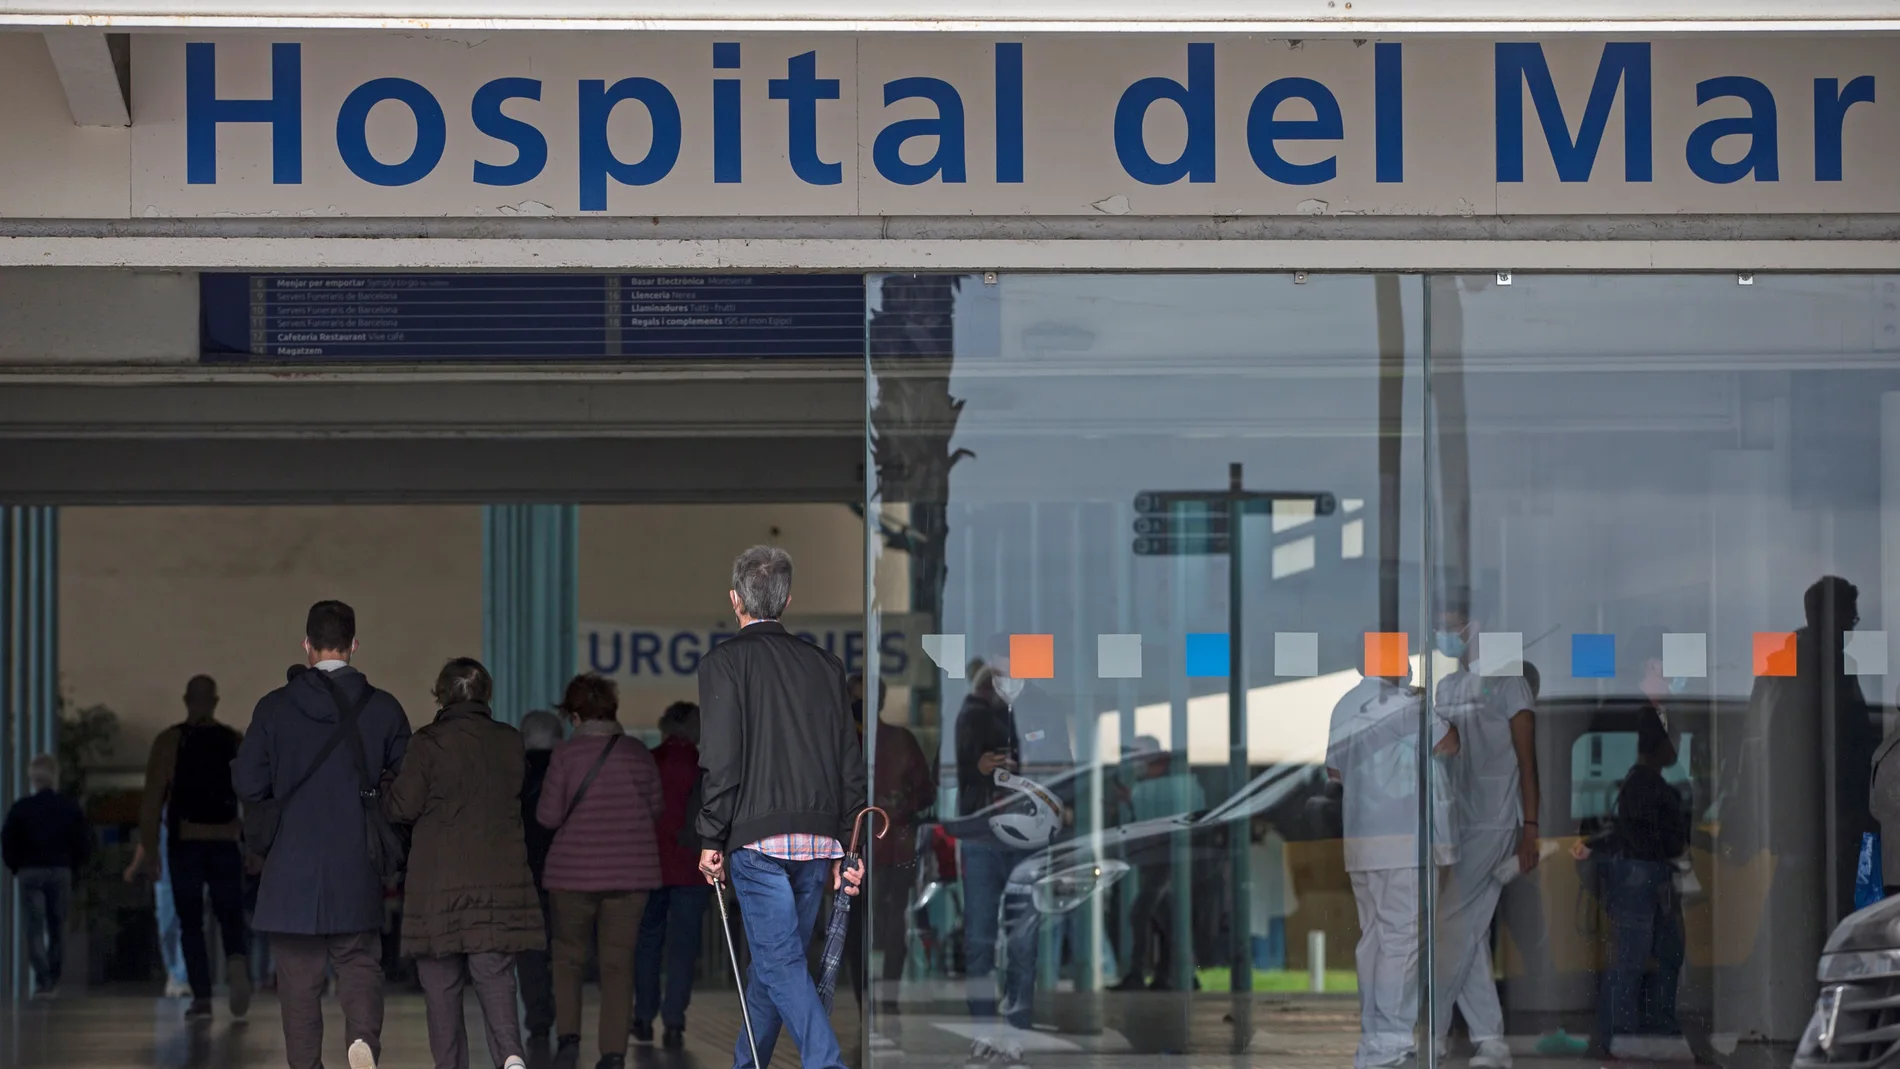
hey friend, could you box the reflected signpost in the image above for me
[1134,468,1337,1050]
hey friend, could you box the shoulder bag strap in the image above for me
[280,681,375,806]
[560,734,624,827]
[312,673,382,796]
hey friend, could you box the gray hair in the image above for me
[521,709,564,752]
[27,753,57,791]
[731,545,793,620]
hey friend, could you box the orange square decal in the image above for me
[1753,632,1798,677]
[1009,634,1055,679]
[1364,632,1410,679]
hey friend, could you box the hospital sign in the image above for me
[132,34,1900,217]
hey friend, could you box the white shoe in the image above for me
[1470,1038,1513,1069]
[347,1039,377,1069]
[503,1058,527,1069]
[163,979,190,999]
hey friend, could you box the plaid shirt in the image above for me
[746,833,844,861]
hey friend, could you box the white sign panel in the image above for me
[581,614,932,690]
[130,33,1896,217]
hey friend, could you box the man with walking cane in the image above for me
[696,546,867,1069]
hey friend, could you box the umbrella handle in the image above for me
[849,806,891,856]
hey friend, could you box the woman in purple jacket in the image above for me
[534,674,664,1069]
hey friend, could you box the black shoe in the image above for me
[554,1035,582,1069]
[662,1028,684,1051]
[631,1019,654,1044]
[1109,974,1146,992]
[184,999,214,1020]
[595,1055,626,1069]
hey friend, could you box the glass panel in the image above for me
[864,273,1427,1067]
[1428,274,1900,1067]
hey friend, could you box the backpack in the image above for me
[169,723,240,828]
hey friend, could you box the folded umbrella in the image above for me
[815,806,888,1013]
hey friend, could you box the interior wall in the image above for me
[59,505,484,762]
[59,502,882,765]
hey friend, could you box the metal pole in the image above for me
[1227,464,1253,1049]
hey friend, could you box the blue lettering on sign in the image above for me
[584,626,916,680]
[874,77,967,186]
[1113,42,1216,185]
[336,77,447,186]
[472,78,548,186]
[669,631,703,675]
[588,630,623,674]
[630,631,664,676]
[176,41,1880,205]
[880,630,909,676]
[713,42,743,184]
[770,51,842,186]
[578,78,683,210]
[1686,76,1778,184]
[186,41,302,185]
[1495,41,1652,183]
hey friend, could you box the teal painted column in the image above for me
[1,507,58,1001]
[482,505,579,726]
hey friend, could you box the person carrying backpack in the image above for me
[131,674,251,1020]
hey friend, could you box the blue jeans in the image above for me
[636,883,712,1030]
[156,820,189,986]
[962,839,1039,1028]
[1598,858,1685,1045]
[1252,919,1287,971]
[728,848,842,1069]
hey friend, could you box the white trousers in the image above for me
[1351,866,1420,1069]
[1433,827,1519,1042]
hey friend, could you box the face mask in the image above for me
[1434,630,1468,660]
[994,676,1027,703]
[851,700,865,722]
[1668,677,1689,695]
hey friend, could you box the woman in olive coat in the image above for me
[385,658,544,1069]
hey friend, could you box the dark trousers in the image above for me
[417,952,524,1069]
[18,867,72,992]
[634,884,712,1030]
[551,889,647,1055]
[517,888,556,1036]
[273,930,385,1069]
[169,839,248,999]
[1124,860,1178,984]
[1598,858,1688,1044]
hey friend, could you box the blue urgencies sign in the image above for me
[581,614,932,689]
[130,35,1900,218]
[199,272,866,361]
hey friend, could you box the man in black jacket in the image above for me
[2,754,90,998]
[696,546,866,1069]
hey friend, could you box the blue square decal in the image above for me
[1572,633,1616,679]
[1185,633,1230,677]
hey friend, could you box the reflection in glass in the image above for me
[865,273,1427,1066]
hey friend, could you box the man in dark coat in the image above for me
[234,600,411,1069]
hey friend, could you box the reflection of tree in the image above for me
[867,275,972,714]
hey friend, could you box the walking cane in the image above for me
[713,876,764,1069]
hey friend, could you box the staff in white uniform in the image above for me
[1429,604,1542,1069]
[1328,668,1460,1069]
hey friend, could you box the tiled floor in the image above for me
[0,990,1795,1069]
